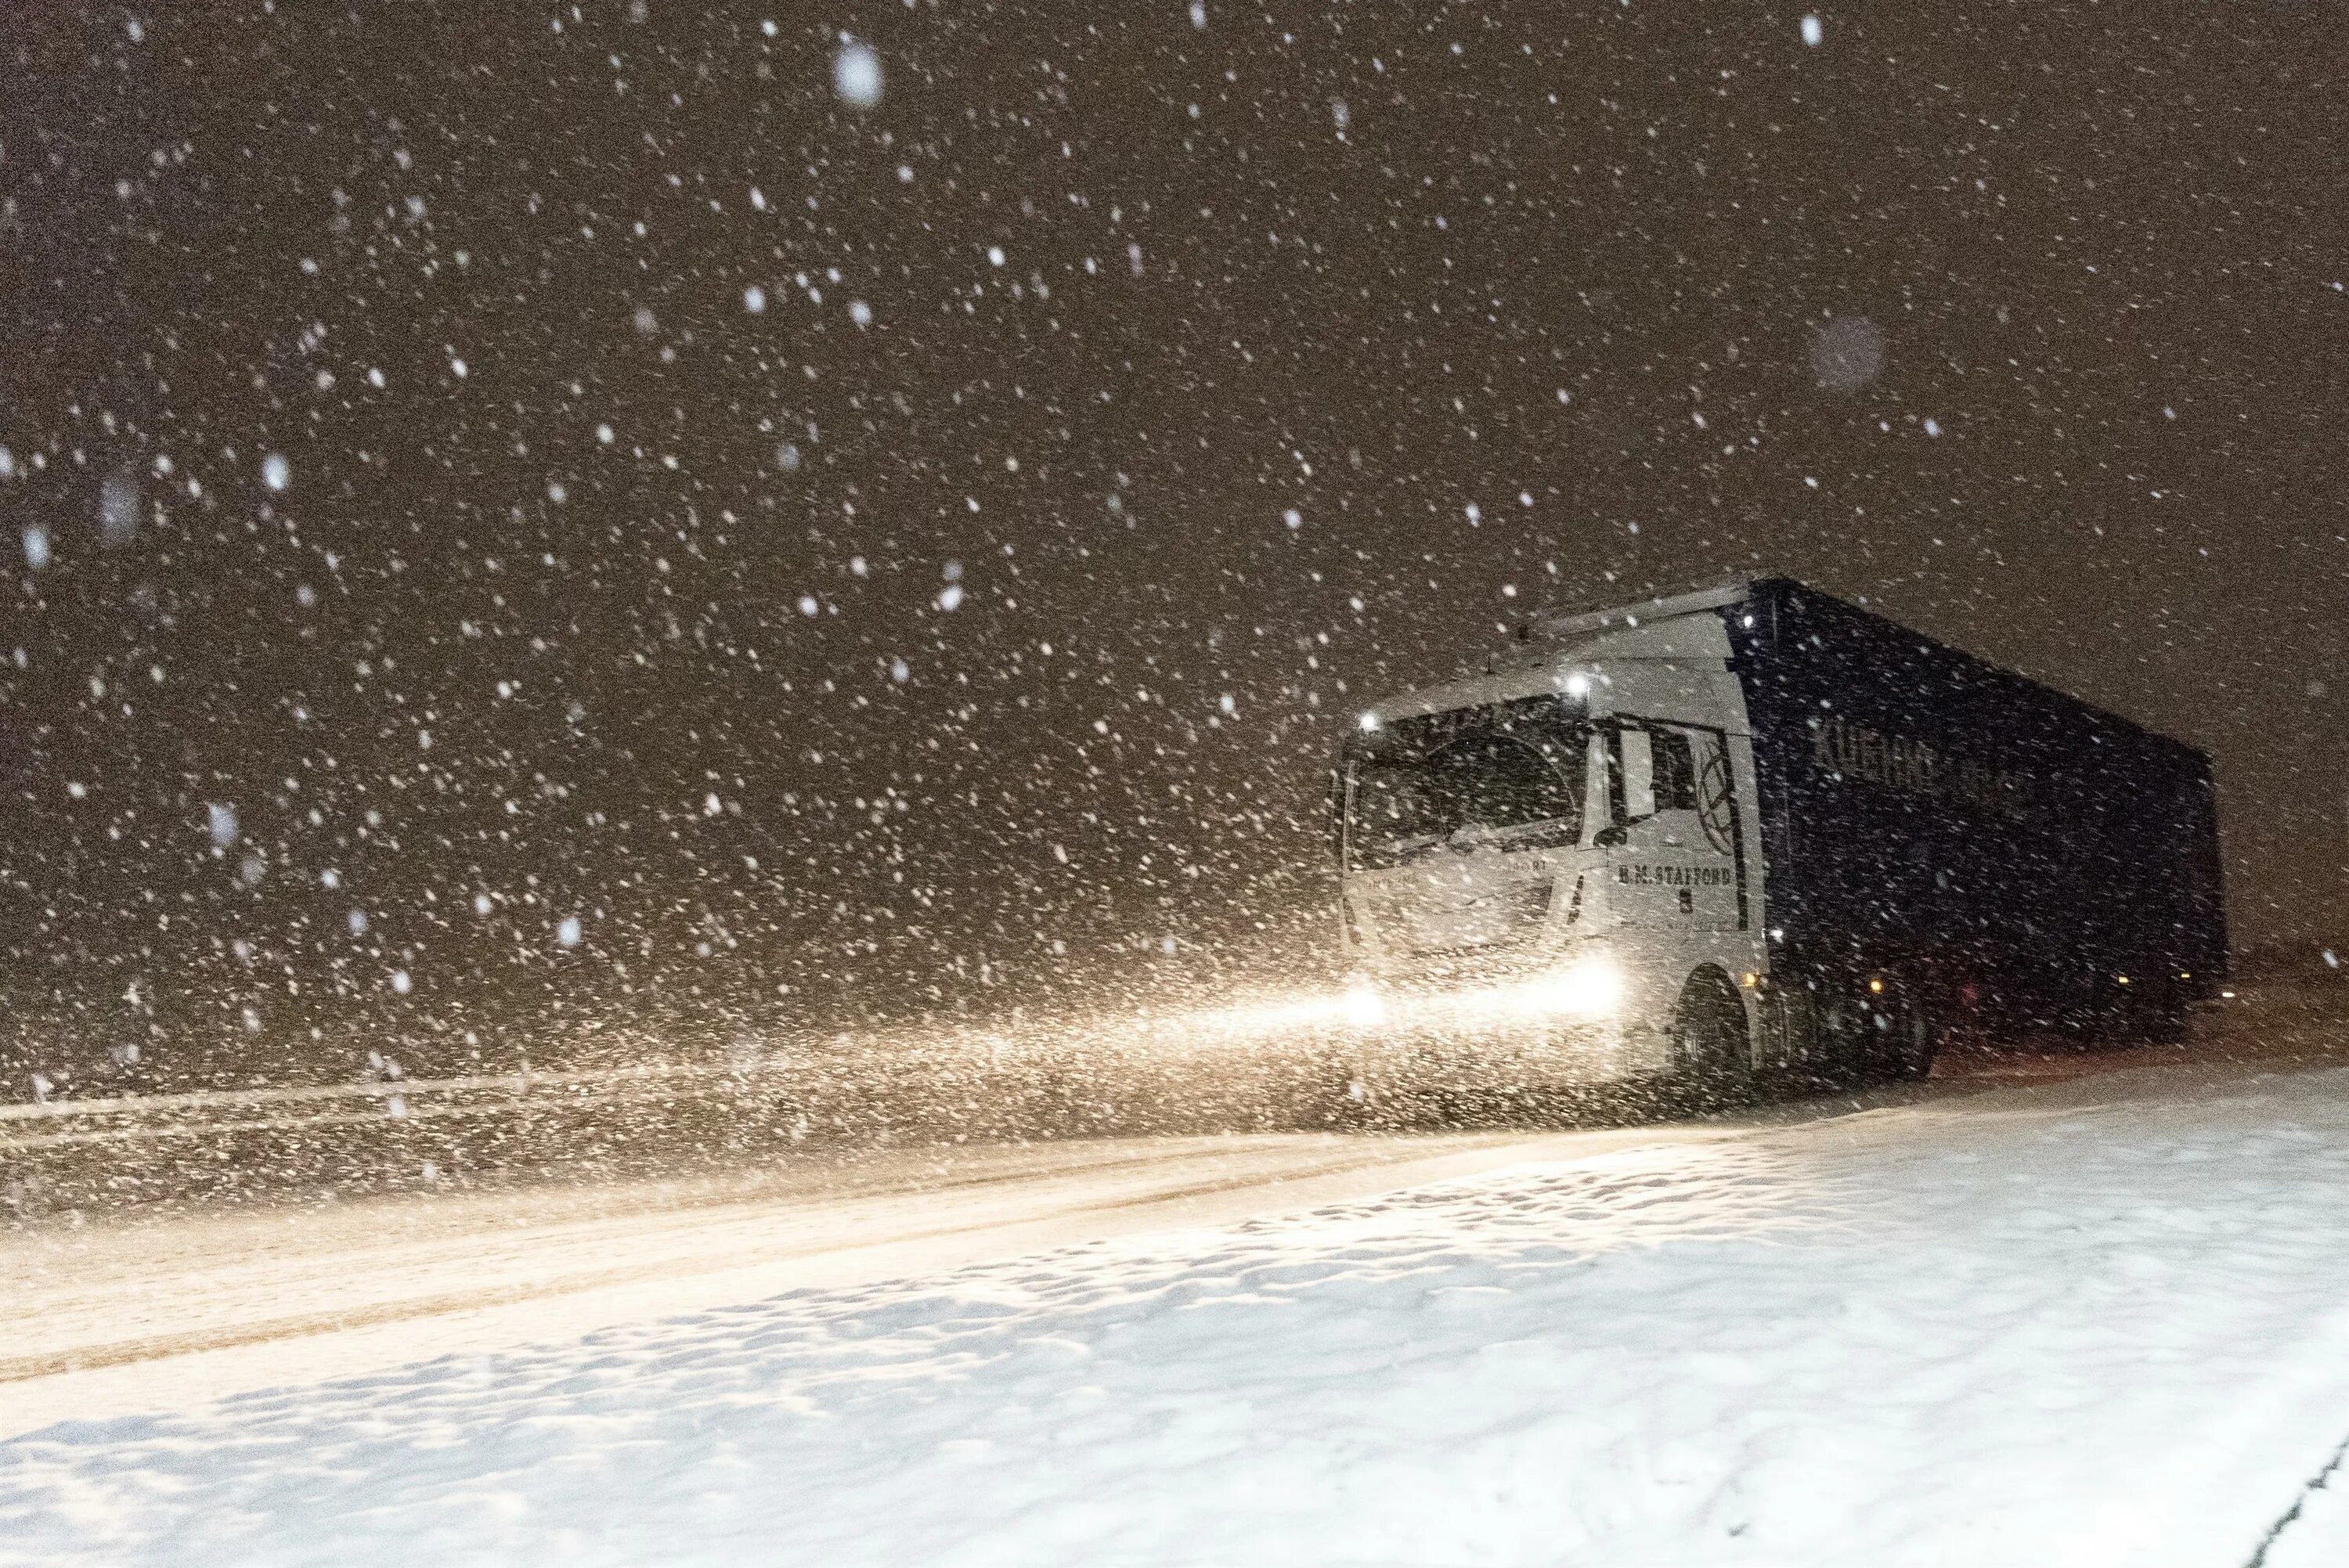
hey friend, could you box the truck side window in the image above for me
[1690,730,1737,852]
[1651,730,1698,813]
[1614,725,1698,825]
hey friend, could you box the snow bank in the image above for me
[9,1066,2349,1566]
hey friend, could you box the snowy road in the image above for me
[9,1041,2349,1565]
[0,1127,1642,1426]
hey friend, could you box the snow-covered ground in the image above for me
[8,1053,2349,1566]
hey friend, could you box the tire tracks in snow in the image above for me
[2246,1427,2349,1566]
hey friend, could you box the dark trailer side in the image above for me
[1730,579,2227,1046]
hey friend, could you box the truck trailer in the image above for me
[1333,578,2227,1092]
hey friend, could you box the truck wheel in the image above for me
[1884,993,1937,1082]
[1672,969,1753,1107]
[2119,988,2188,1047]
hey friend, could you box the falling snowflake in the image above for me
[833,39,882,106]
[99,471,141,545]
[1810,316,1886,392]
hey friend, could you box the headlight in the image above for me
[1340,985,1387,1028]
[1526,957,1623,1018]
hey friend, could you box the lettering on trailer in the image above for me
[1615,863,1735,887]
[1808,715,2036,822]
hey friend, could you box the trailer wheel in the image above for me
[1883,992,1937,1082]
[1672,968,1753,1107]
[2116,985,2189,1047]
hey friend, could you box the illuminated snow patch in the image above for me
[833,39,882,106]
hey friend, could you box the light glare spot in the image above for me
[833,39,882,106]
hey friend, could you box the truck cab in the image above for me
[1337,586,1770,1087]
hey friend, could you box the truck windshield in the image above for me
[1345,718,1586,869]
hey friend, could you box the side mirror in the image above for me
[1593,822,1628,849]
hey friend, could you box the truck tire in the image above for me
[1883,991,1937,1082]
[2120,987,2188,1047]
[1672,968,1753,1107]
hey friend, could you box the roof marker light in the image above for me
[1564,673,1590,697]
[1357,711,1380,732]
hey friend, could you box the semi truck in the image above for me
[1333,578,2227,1094]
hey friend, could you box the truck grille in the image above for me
[1369,879,1553,956]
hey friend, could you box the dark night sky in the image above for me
[3,2,2345,1090]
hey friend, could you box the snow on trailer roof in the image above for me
[1514,578,1759,645]
[1354,580,1763,728]
[1497,575,2206,764]
[1364,575,2204,765]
